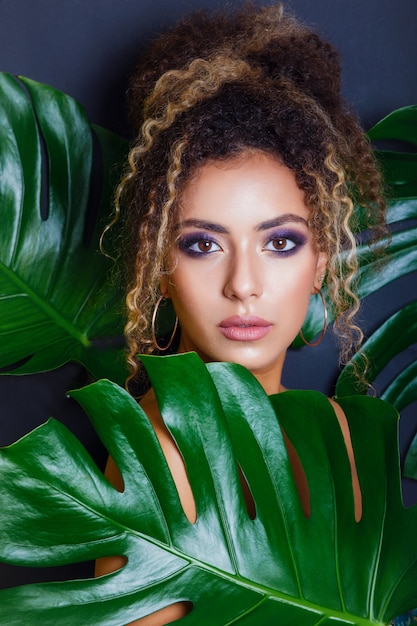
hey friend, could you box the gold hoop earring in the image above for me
[299,289,328,347]
[151,295,179,352]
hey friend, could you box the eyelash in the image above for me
[177,231,306,258]
[177,234,221,257]
[263,232,307,255]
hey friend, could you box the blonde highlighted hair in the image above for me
[112,3,386,387]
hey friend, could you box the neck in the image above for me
[176,342,286,396]
[252,371,285,396]
[244,353,286,395]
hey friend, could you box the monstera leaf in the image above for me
[0,73,127,382]
[367,105,417,199]
[335,299,417,487]
[300,105,417,345]
[405,433,417,482]
[0,353,415,625]
[336,301,417,404]
[331,108,417,486]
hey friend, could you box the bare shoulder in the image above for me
[139,389,180,454]
[139,387,160,424]
[326,396,354,458]
[139,387,157,412]
[327,396,349,434]
[327,396,362,521]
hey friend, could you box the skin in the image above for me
[164,151,327,395]
[97,151,361,625]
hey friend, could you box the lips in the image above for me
[219,316,272,342]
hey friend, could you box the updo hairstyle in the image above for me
[114,3,386,382]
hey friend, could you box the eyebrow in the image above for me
[255,215,309,231]
[174,219,229,233]
[175,214,308,233]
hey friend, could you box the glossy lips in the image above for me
[219,316,272,341]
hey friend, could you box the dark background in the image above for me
[2,0,417,134]
[0,0,417,587]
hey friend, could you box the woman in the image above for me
[97,4,410,624]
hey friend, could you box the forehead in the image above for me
[179,151,309,223]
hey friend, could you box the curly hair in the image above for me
[113,3,386,386]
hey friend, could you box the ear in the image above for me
[159,276,171,298]
[312,251,328,294]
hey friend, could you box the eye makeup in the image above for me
[177,227,308,258]
[176,232,222,257]
[263,229,308,256]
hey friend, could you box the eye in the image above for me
[190,239,220,253]
[264,237,296,252]
[177,234,222,257]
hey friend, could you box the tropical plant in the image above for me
[0,74,416,624]
[334,107,417,478]
[0,352,415,625]
[0,72,127,384]
[299,107,417,437]
[299,106,417,355]
[335,107,417,399]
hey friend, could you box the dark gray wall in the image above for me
[1,0,416,132]
[0,0,416,586]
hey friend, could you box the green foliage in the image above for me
[0,73,128,383]
[336,301,417,404]
[301,106,417,409]
[306,107,417,486]
[0,352,415,625]
[0,72,416,624]
[367,105,417,199]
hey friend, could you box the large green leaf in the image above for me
[335,301,417,404]
[405,432,417,481]
[299,107,417,344]
[0,353,415,624]
[368,106,417,147]
[0,73,127,382]
[297,202,417,344]
[335,298,417,483]
[369,105,417,199]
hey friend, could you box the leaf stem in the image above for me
[0,262,90,347]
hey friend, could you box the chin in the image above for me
[216,350,284,373]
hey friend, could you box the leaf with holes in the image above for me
[0,72,127,382]
[335,301,417,404]
[0,353,415,624]
[335,297,417,494]
[299,106,417,345]
[298,205,417,343]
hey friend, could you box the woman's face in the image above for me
[163,152,327,394]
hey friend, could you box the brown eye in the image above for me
[178,236,222,256]
[264,237,297,253]
[271,238,287,251]
[198,240,213,252]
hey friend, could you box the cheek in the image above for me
[272,263,317,322]
[168,270,206,317]
[286,280,313,310]
[270,257,317,295]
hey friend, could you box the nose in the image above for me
[223,248,263,301]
